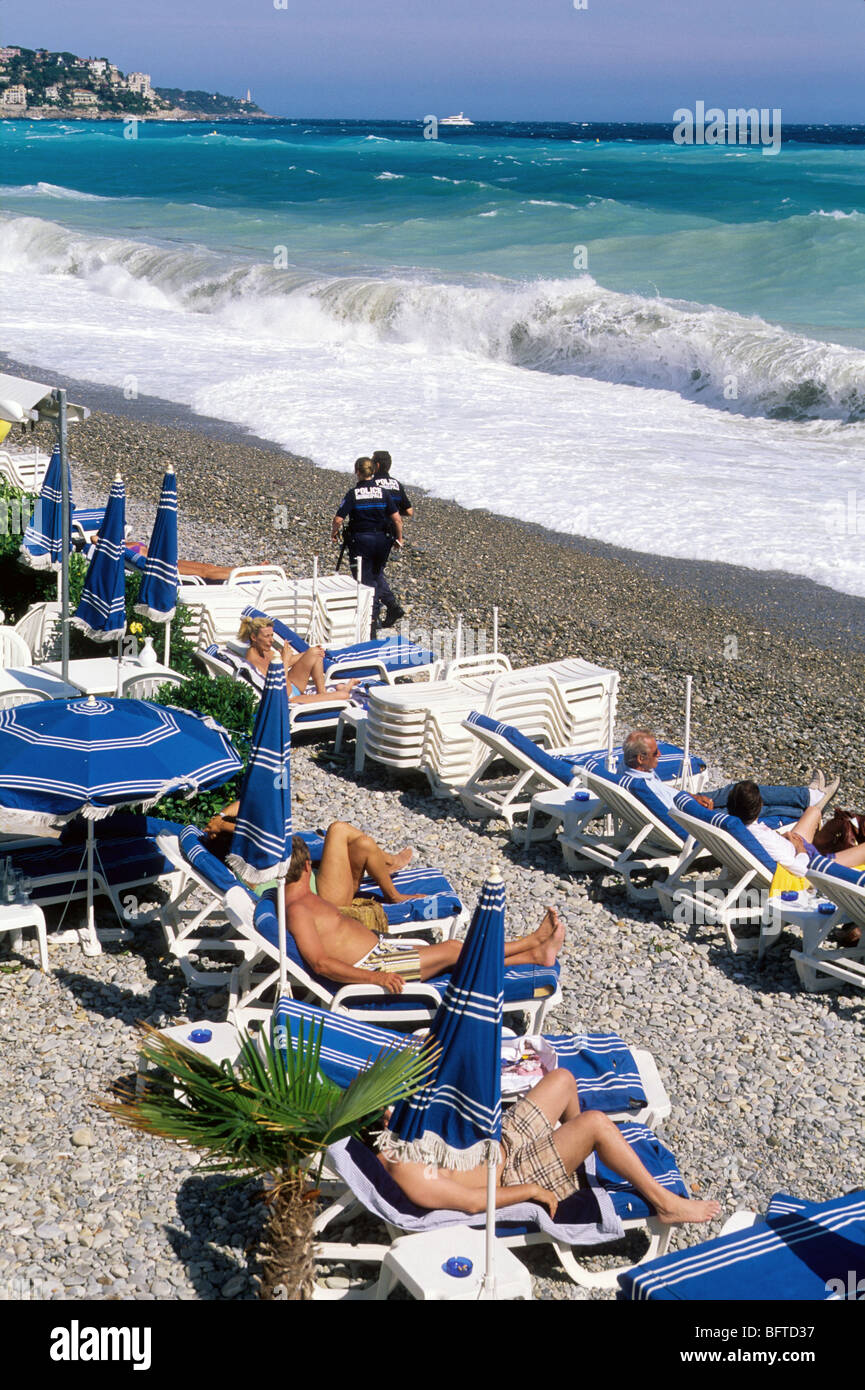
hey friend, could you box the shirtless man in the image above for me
[380,1069,721,1224]
[283,836,565,994]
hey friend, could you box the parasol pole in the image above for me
[492,606,498,657]
[277,867,288,999]
[81,816,102,957]
[57,389,70,683]
[477,1139,499,1300]
[682,675,693,793]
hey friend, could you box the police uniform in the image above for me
[336,480,400,621]
[374,472,412,518]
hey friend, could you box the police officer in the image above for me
[332,457,404,633]
[371,449,411,626]
[371,449,413,522]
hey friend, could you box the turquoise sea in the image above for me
[2,119,865,593]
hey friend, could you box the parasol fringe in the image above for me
[226,855,290,886]
[133,603,176,623]
[375,1130,497,1172]
[19,551,61,572]
[69,617,126,642]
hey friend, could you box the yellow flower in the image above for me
[130,622,144,636]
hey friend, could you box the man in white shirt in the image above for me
[621,730,835,822]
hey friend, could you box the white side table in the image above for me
[334,705,368,773]
[766,896,843,954]
[522,788,601,845]
[136,1020,246,1095]
[375,1226,533,1301]
[0,900,49,972]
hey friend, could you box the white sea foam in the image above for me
[0,181,109,201]
[2,212,865,597]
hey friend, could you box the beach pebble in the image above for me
[2,413,863,1304]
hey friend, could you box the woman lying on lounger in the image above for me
[379,1069,721,1224]
[222,616,359,706]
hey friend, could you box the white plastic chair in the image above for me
[14,603,62,663]
[121,671,186,700]
[0,628,35,668]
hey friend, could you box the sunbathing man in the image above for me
[623,730,839,819]
[283,836,565,995]
[204,811,423,905]
[379,1069,721,1224]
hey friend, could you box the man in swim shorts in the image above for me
[282,836,565,995]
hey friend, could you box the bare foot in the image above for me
[389,847,414,873]
[332,680,360,697]
[536,911,570,967]
[654,1194,722,1226]
[537,912,566,966]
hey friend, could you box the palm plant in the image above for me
[102,1020,436,1300]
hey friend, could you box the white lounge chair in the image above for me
[314,1118,691,1296]
[232,890,561,1031]
[657,793,802,956]
[792,858,865,992]
[364,657,619,796]
[559,767,708,903]
[195,643,351,734]
[156,828,469,1000]
[13,602,62,663]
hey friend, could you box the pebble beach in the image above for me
[1,377,863,1303]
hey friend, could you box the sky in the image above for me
[1,0,863,122]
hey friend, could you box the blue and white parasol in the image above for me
[226,657,292,994]
[135,466,179,661]
[20,444,73,571]
[72,474,127,642]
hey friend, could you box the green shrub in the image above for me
[0,480,56,623]
[149,672,255,827]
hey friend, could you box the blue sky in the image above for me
[2,0,864,121]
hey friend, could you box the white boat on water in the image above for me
[440,112,473,126]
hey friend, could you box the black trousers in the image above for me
[348,532,396,614]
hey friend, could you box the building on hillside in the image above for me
[107,65,122,84]
[0,48,21,61]
[88,59,108,77]
[1,85,28,107]
[44,84,62,102]
[127,72,152,97]
[71,88,98,106]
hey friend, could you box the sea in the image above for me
[2,118,865,597]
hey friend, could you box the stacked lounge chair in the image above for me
[362,654,619,796]
[180,571,375,651]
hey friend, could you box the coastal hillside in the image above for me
[0,44,266,119]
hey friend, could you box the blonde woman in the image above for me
[225,615,358,704]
